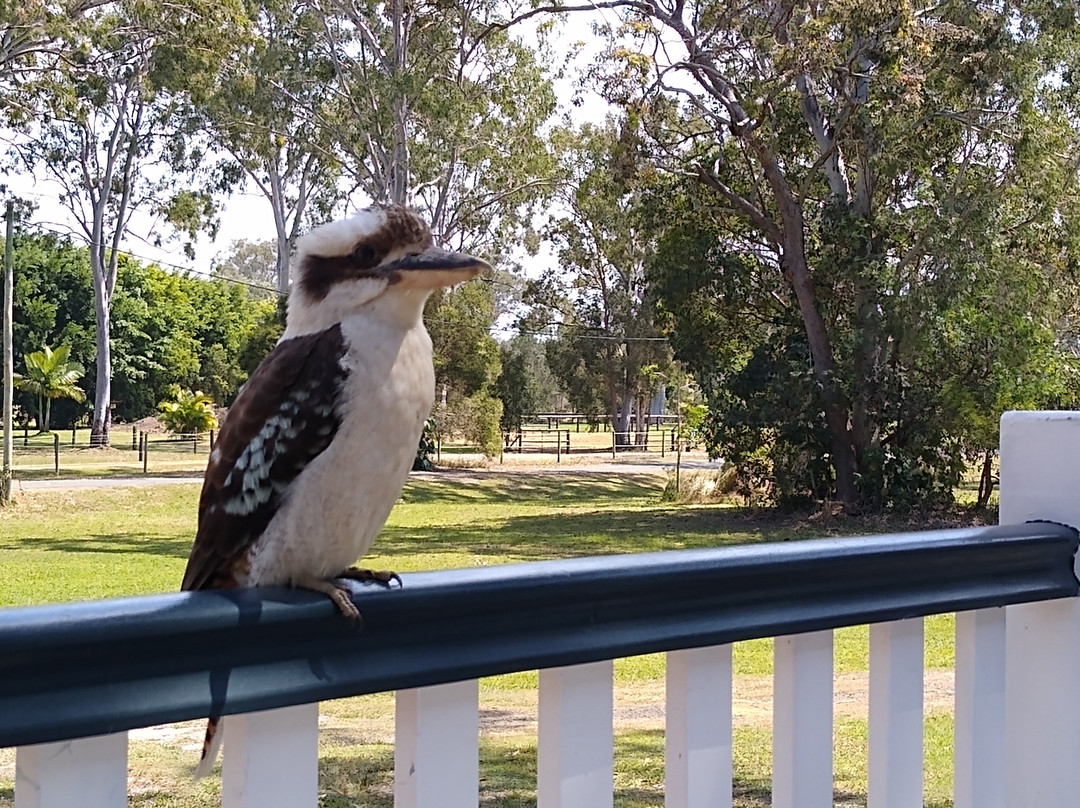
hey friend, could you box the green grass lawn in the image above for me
[0,472,965,807]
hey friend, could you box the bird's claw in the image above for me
[294,575,363,621]
[330,587,362,621]
[337,566,403,588]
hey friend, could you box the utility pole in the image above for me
[3,201,14,505]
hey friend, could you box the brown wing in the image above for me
[181,325,349,591]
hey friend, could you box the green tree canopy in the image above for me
[495,335,559,431]
[211,239,279,301]
[576,0,1080,509]
[11,229,278,424]
[427,283,502,401]
[7,0,248,444]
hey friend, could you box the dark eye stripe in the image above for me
[299,251,386,300]
[296,205,433,301]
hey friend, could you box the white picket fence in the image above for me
[7,410,1080,807]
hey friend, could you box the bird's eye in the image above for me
[352,244,378,268]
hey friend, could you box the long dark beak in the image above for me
[383,247,490,289]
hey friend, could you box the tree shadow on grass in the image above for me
[0,533,192,559]
[401,472,663,507]
[1,471,867,568]
[375,506,812,563]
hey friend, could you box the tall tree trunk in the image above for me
[389,0,410,205]
[976,449,996,509]
[43,397,51,434]
[850,272,879,464]
[269,163,291,297]
[781,249,857,507]
[613,396,632,447]
[758,143,859,508]
[275,231,290,297]
[90,279,111,446]
[634,394,647,446]
[848,134,878,467]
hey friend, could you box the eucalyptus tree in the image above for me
[534,118,671,443]
[195,0,341,294]
[211,238,281,302]
[585,0,1080,508]
[275,0,564,429]
[0,0,105,125]
[492,0,1080,507]
[7,0,247,444]
[495,334,558,431]
[300,0,561,255]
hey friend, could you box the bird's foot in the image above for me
[337,566,403,588]
[294,576,361,620]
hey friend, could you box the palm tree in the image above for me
[14,344,87,433]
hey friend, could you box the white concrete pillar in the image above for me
[955,608,1006,808]
[1002,411,1080,806]
[868,618,924,808]
[538,661,614,808]
[773,630,833,808]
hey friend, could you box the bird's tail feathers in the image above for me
[193,716,224,780]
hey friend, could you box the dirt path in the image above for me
[11,450,723,491]
[476,668,956,737]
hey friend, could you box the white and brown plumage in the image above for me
[181,203,487,777]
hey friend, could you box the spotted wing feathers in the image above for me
[181,326,349,592]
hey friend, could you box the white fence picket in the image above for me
[222,704,319,808]
[773,630,834,808]
[665,645,733,808]
[538,661,614,808]
[954,608,1005,808]
[868,619,924,808]
[15,732,127,808]
[394,680,479,808]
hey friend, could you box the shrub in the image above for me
[157,386,218,434]
[661,466,740,504]
[414,417,437,471]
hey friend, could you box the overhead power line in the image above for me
[25,222,280,296]
[489,323,670,343]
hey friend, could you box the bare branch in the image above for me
[696,165,783,245]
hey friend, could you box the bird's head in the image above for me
[284,204,489,336]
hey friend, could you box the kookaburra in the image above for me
[181,203,487,777]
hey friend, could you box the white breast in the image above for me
[244,316,435,586]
